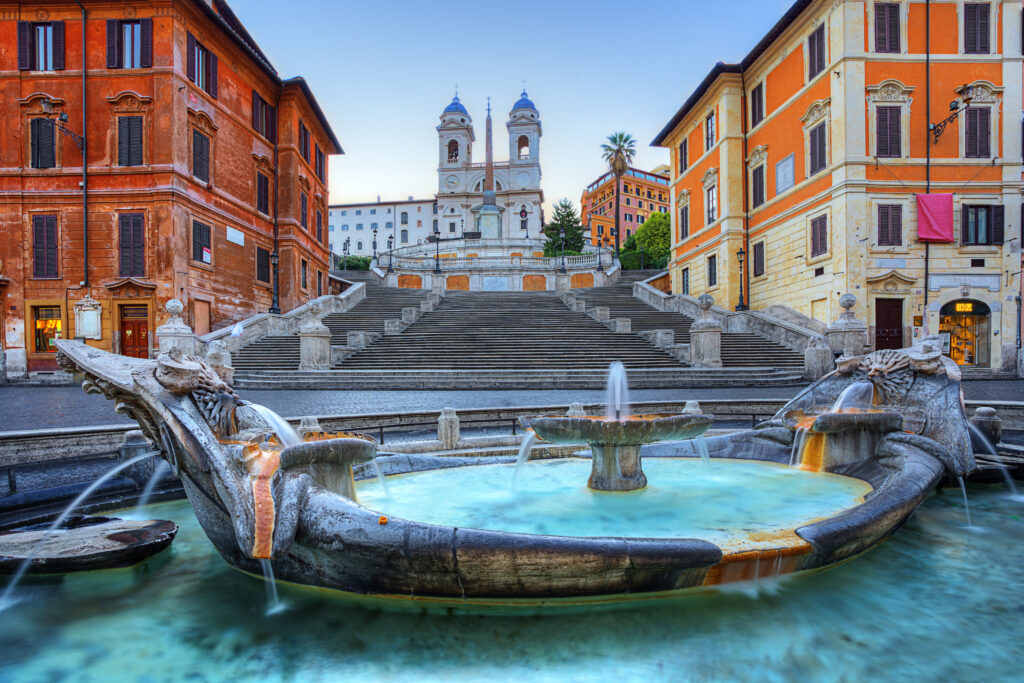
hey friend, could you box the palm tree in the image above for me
[600,132,636,258]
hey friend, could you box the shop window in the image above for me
[939,300,991,366]
[33,306,62,353]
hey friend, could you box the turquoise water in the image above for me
[357,459,871,550]
[1,486,1022,681]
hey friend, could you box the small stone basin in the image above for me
[525,413,713,491]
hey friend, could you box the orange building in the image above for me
[0,0,341,376]
[580,165,670,248]
[653,0,1021,372]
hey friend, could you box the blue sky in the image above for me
[230,0,795,212]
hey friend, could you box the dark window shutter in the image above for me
[966,108,978,157]
[107,20,120,68]
[978,4,990,53]
[886,3,899,52]
[876,108,889,157]
[30,118,40,168]
[808,29,817,76]
[961,204,970,244]
[992,204,1004,245]
[192,221,210,261]
[18,21,31,70]
[888,107,901,157]
[34,118,55,169]
[252,90,260,130]
[52,21,65,70]
[208,53,218,98]
[878,205,889,244]
[119,214,132,275]
[140,19,153,68]
[890,205,902,245]
[132,215,145,275]
[118,117,130,166]
[32,217,46,277]
[128,116,143,165]
[978,108,990,158]
[965,4,976,52]
[753,242,764,276]
[186,32,196,82]
[752,165,765,207]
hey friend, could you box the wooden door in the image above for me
[194,300,211,336]
[120,306,149,358]
[874,298,903,350]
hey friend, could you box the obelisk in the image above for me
[478,97,502,239]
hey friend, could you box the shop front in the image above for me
[938,300,991,367]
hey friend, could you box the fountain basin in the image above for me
[0,516,177,575]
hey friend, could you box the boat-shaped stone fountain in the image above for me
[53,334,973,610]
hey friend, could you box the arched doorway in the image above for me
[939,300,991,366]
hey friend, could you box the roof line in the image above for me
[283,77,343,154]
[651,0,814,146]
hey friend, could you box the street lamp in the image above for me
[433,224,441,274]
[269,251,280,313]
[372,227,378,261]
[386,235,394,274]
[611,227,619,262]
[735,247,748,311]
[559,226,567,273]
[342,238,350,271]
[640,246,645,271]
[930,84,975,144]
[596,229,604,273]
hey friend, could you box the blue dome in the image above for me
[512,90,537,112]
[443,96,468,115]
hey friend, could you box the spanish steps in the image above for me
[230,270,805,388]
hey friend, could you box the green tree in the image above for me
[634,212,671,267]
[599,132,636,257]
[542,199,585,257]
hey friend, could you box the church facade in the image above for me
[434,92,544,240]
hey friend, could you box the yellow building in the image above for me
[652,0,1021,372]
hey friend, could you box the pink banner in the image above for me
[916,193,954,242]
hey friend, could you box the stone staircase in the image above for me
[231,278,428,372]
[578,272,805,369]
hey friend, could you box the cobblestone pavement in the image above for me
[1,381,1022,432]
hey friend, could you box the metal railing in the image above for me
[390,253,601,271]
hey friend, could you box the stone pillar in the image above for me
[827,293,868,357]
[156,299,199,356]
[970,407,1002,449]
[566,402,586,417]
[298,416,323,439]
[689,294,722,368]
[298,303,332,370]
[384,320,402,335]
[438,407,460,449]
[402,307,419,324]
[120,429,158,488]
[683,400,702,414]
[204,339,234,386]
[611,318,631,333]
[571,299,587,313]
[588,306,609,322]
[420,299,434,313]
[650,329,674,348]
[803,335,835,381]
[347,331,368,350]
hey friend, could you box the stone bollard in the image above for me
[970,407,1002,450]
[650,329,674,348]
[384,319,402,335]
[683,400,702,414]
[571,299,587,313]
[298,416,322,439]
[611,318,631,333]
[204,339,234,386]
[429,292,443,306]
[298,303,332,370]
[330,345,348,366]
[689,294,722,368]
[120,429,158,488]
[566,402,586,417]
[438,407,460,449]
[827,293,868,357]
[402,307,419,324]
[588,306,610,322]
[420,299,434,313]
[156,299,199,357]
[347,331,368,350]
[803,335,835,381]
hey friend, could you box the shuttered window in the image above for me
[964,3,990,54]
[679,205,689,239]
[966,107,991,158]
[192,130,210,182]
[315,145,325,181]
[256,172,269,214]
[301,260,308,289]
[750,83,764,127]
[18,21,64,71]
[119,213,145,276]
[118,116,144,166]
[32,215,59,278]
[251,91,277,142]
[186,33,218,97]
[877,204,902,246]
[705,113,715,151]
[706,185,717,224]
[808,24,826,77]
[300,192,308,228]
[192,220,212,263]
[962,205,1004,245]
[30,118,56,169]
[678,139,688,174]
[299,121,310,161]
[875,3,900,53]
[681,268,690,295]
[107,19,152,68]
[751,165,765,208]
[809,122,827,174]
[317,271,323,297]
[316,211,323,242]
[810,215,828,257]
[753,242,765,277]
[876,106,901,158]
[707,255,717,287]
[256,247,271,283]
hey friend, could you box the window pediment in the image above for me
[866,80,914,104]
[187,108,217,136]
[700,167,718,189]
[800,97,831,128]
[746,144,768,168]
[107,91,153,113]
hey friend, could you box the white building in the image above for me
[435,91,544,239]
[328,198,438,258]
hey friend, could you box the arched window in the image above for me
[356,241,363,250]
[447,140,459,163]
[517,135,530,160]
[400,212,408,225]
[400,229,409,243]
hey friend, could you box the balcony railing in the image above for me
[387,253,604,271]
